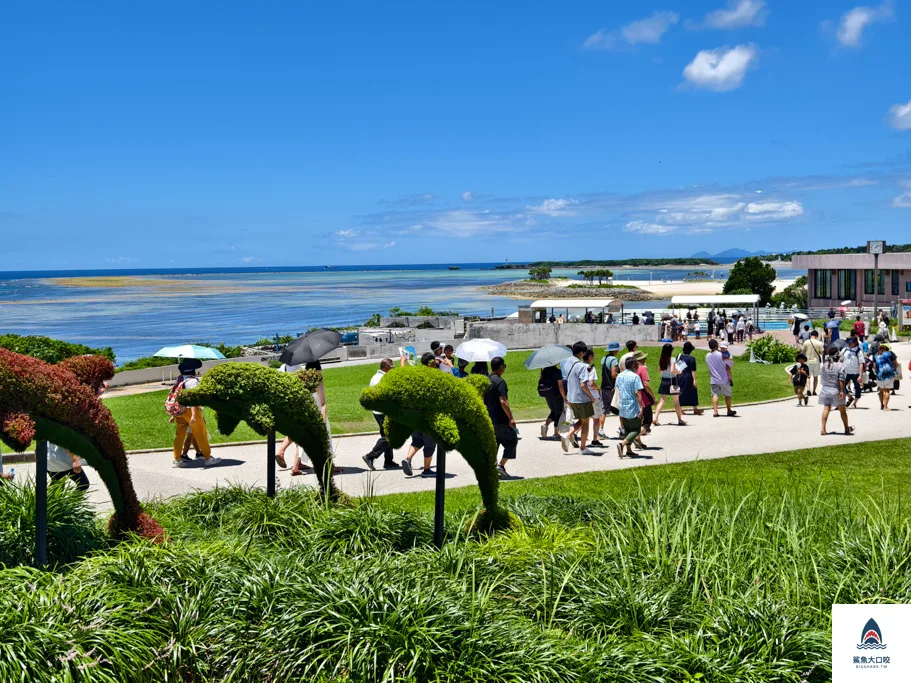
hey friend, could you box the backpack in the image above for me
[601,355,618,391]
[165,377,187,416]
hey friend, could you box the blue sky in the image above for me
[1,1,909,269]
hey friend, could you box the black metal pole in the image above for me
[35,440,47,568]
[266,429,276,498]
[433,448,446,548]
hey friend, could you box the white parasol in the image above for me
[454,338,508,362]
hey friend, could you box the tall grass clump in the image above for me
[0,478,107,568]
[0,480,909,681]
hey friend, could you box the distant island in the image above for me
[691,249,773,259]
[495,258,719,270]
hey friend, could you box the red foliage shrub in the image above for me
[0,348,158,539]
[58,355,114,393]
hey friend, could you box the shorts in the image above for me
[591,396,604,417]
[806,364,820,378]
[818,390,845,408]
[710,383,732,398]
[570,402,595,420]
[493,423,518,460]
[877,379,894,391]
[600,388,618,414]
[410,431,437,458]
[620,416,641,437]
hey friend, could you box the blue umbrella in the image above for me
[153,344,227,360]
[524,345,572,370]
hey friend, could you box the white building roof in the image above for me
[671,295,761,305]
[530,299,619,309]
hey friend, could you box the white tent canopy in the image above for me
[530,299,621,310]
[671,295,760,306]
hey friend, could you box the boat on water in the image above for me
[448,266,460,270]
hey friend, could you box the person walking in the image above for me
[676,341,702,416]
[653,343,686,426]
[735,316,745,343]
[873,344,897,411]
[451,358,469,378]
[789,353,810,407]
[800,330,825,397]
[401,353,445,476]
[819,347,854,435]
[615,357,646,457]
[632,312,640,326]
[598,342,621,436]
[362,359,400,471]
[561,343,598,455]
[46,442,90,491]
[706,339,737,417]
[485,356,518,478]
[852,315,866,342]
[290,360,341,476]
[538,360,565,440]
[841,337,864,409]
[725,319,735,345]
[632,350,655,434]
[582,349,605,446]
[169,362,221,469]
[693,319,701,339]
[792,315,803,345]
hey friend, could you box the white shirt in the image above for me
[585,364,600,398]
[369,369,385,414]
[46,443,78,473]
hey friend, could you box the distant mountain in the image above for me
[692,249,773,259]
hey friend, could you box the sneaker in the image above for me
[203,456,222,468]
[590,440,604,447]
[421,468,436,477]
[561,435,571,453]
[580,448,600,456]
[362,454,376,471]
[194,451,205,460]
[402,459,413,477]
[172,459,188,468]
[572,435,580,448]
[180,453,192,462]
[540,424,548,438]
[383,461,401,470]
[846,396,854,407]
[598,430,608,439]
[497,464,508,479]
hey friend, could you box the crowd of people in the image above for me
[8,318,903,492]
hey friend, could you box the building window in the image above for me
[892,270,900,296]
[837,269,856,300]
[814,269,831,299]
[864,270,885,296]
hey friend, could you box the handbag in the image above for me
[669,376,680,395]
[558,406,573,435]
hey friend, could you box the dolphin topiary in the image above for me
[0,349,163,539]
[178,363,338,500]
[359,365,515,531]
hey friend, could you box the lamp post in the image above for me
[868,241,886,321]
[35,441,47,567]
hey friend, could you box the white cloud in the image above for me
[623,221,679,234]
[682,44,758,91]
[461,191,473,202]
[834,2,893,47]
[887,100,911,131]
[743,200,804,220]
[583,11,679,50]
[335,229,357,238]
[688,0,767,30]
[525,198,578,216]
[383,240,396,248]
[893,180,911,207]
[427,210,524,237]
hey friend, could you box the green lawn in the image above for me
[381,437,911,516]
[105,346,793,451]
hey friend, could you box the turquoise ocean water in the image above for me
[0,263,802,362]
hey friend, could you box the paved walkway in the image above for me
[15,344,910,512]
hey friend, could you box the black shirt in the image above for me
[485,373,510,425]
[538,365,561,395]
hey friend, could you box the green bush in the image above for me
[746,335,798,364]
[190,341,246,358]
[0,479,107,568]
[388,306,458,317]
[251,335,295,347]
[0,334,115,364]
[115,356,176,372]
[359,365,513,531]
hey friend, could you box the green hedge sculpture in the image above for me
[178,363,337,500]
[359,366,515,531]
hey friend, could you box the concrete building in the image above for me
[792,252,911,308]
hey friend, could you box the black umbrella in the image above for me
[279,328,343,365]
[828,338,848,351]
